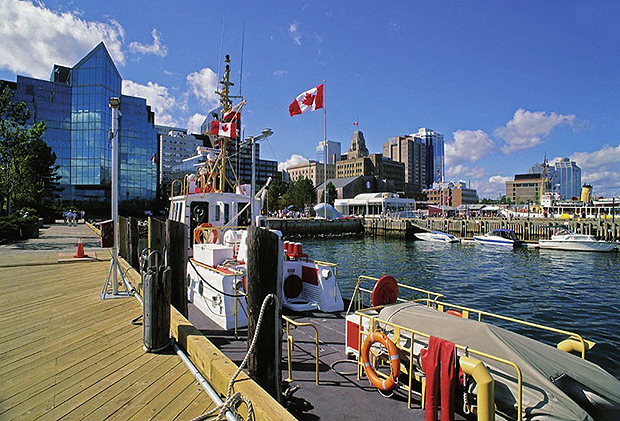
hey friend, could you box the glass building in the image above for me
[554,158,581,200]
[8,42,156,203]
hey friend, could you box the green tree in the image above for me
[326,181,337,206]
[0,86,58,216]
[267,179,288,212]
[283,177,315,210]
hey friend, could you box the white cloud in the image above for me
[475,175,513,199]
[0,0,126,78]
[186,68,219,107]
[274,70,287,78]
[122,80,180,126]
[495,109,576,153]
[187,113,207,134]
[278,154,308,172]
[447,164,486,180]
[289,21,302,45]
[128,29,167,57]
[445,130,497,166]
[570,144,620,196]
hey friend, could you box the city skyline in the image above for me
[1,0,619,198]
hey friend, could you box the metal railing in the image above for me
[282,316,320,385]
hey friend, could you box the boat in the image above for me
[474,228,523,246]
[539,225,618,252]
[414,230,459,243]
[168,57,343,330]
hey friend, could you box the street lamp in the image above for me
[244,128,273,225]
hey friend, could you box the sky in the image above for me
[1,0,619,199]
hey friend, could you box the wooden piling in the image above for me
[165,219,188,317]
[119,216,128,260]
[143,265,172,352]
[246,226,282,402]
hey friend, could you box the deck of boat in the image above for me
[0,223,215,421]
[189,304,469,421]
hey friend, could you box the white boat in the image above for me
[474,228,523,247]
[539,225,618,252]
[168,59,343,330]
[414,230,459,243]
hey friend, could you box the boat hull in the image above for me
[539,240,618,252]
[415,232,459,243]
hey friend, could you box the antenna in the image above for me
[239,22,245,96]
[216,17,225,86]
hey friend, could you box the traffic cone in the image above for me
[74,237,89,258]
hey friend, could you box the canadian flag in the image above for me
[210,121,237,138]
[289,83,324,117]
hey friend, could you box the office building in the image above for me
[316,140,341,164]
[554,158,581,199]
[345,130,370,159]
[383,135,427,193]
[336,153,405,192]
[506,174,543,204]
[4,42,157,203]
[287,161,336,187]
[412,127,444,188]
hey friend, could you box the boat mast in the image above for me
[214,55,234,193]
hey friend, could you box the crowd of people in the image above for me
[63,210,85,226]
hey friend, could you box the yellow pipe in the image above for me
[460,356,495,421]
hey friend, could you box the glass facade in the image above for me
[10,42,157,203]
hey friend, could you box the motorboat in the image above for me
[474,228,523,246]
[539,225,618,252]
[345,275,620,421]
[414,230,459,243]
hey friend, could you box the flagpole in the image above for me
[323,80,327,218]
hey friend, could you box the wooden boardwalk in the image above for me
[0,259,215,420]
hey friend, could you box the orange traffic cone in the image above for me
[74,237,89,258]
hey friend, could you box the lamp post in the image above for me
[109,97,120,295]
[245,128,273,225]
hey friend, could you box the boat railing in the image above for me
[420,298,594,359]
[282,316,320,385]
[346,275,444,316]
[355,308,524,420]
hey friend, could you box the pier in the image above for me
[0,222,293,421]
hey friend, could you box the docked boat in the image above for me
[539,225,618,252]
[474,228,523,246]
[169,58,343,330]
[415,230,459,243]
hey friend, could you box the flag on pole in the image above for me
[289,83,324,116]
[210,121,238,138]
[353,121,358,126]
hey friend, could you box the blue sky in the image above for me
[1,0,619,198]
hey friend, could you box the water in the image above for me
[302,236,620,379]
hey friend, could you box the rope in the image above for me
[188,258,246,298]
[191,293,277,421]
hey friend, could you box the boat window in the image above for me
[214,204,221,222]
[224,203,230,224]
[237,202,250,226]
[189,202,209,236]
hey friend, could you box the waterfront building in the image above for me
[383,135,427,193]
[3,42,157,203]
[157,126,210,184]
[412,127,444,188]
[316,175,393,203]
[336,153,405,192]
[334,192,415,217]
[506,173,543,204]
[554,158,581,199]
[424,181,477,207]
[286,160,336,188]
[316,140,341,164]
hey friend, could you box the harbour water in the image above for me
[301,236,620,379]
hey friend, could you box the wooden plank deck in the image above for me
[0,260,216,421]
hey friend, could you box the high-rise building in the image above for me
[4,42,157,203]
[412,127,444,188]
[383,135,427,193]
[316,140,341,164]
[554,158,581,199]
[286,161,336,187]
[506,174,543,204]
[345,130,369,159]
[336,154,405,191]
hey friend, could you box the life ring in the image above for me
[361,331,400,392]
[194,223,218,244]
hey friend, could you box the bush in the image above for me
[0,216,20,244]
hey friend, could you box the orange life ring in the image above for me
[361,331,400,392]
[194,223,218,244]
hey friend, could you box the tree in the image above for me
[267,179,288,212]
[283,177,315,210]
[326,181,337,206]
[0,86,58,216]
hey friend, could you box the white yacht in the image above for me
[414,230,459,243]
[474,229,523,247]
[539,225,618,252]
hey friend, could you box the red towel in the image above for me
[420,336,457,421]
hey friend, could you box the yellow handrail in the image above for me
[282,316,320,385]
